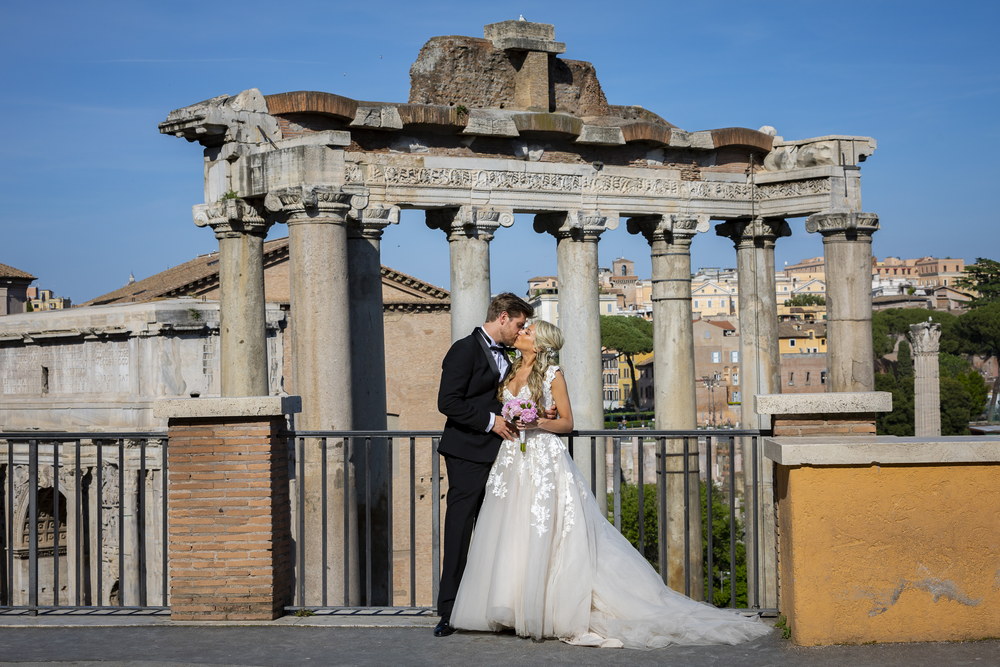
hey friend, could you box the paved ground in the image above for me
[1,614,999,666]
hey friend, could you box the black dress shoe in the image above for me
[434,617,456,637]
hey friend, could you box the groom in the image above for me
[433,292,534,637]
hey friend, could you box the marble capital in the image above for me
[533,210,618,241]
[715,216,791,248]
[425,205,513,242]
[805,211,880,237]
[909,321,942,355]
[347,204,401,240]
[264,185,351,225]
[192,198,271,240]
[626,213,709,246]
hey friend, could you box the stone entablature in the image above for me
[161,21,874,224]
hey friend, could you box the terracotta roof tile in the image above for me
[0,263,36,280]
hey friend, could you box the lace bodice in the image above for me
[502,365,559,409]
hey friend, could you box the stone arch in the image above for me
[14,485,67,558]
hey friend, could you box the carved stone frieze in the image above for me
[344,161,832,205]
[754,179,831,200]
[805,211,880,236]
[192,198,271,240]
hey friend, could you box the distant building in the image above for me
[26,287,71,311]
[526,275,620,327]
[783,256,826,281]
[602,352,621,409]
[692,319,741,426]
[778,321,827,355]
[0,263,36,315]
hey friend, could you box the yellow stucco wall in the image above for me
[777,463,1000,645]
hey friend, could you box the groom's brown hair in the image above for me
[485,292,534,322]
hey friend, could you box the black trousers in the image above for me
[436,454,493,618]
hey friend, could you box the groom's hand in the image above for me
[491,416,516,441]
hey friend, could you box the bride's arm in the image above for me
[537,370,573,434]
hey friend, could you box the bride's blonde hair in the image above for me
[499,319,564,406]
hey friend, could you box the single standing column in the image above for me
[716,216,790,610]
[535,211,611,502]
[266,185,357,605]
[427,206,511,342]
[347,202,399,605]
[909,321,942,436]
[628,213,707,596]
[806,211,880,392]
[193,198,273,397]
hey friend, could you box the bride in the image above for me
[450,320,771,649]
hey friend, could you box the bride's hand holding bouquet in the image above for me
[501,397,538,452]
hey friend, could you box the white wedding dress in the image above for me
[451,366,771,649]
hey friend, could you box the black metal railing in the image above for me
[285,428,771,614]
[0,432,169,615]
[1,428,771,616]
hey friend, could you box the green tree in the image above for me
[609,482,749,608]
[953,301,1000,420]
[875,371,914,436]
[700,483,748,607]
[610,483,659,567]
[783,293,825,307]
[25,301,33,312]
[600,315,653,408]
[956,258,1000,308]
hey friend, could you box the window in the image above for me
[711,351,721,363]
[730,350,738,363]
[820,370,828,385]
[694,299,700,308]
[732,372,739,386]
[805,371,811,385]
[621,265,627,276]
[706,299,712,308]
[788,372,795,386]
[789,339,796,347]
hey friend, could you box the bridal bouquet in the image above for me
[501,397,538,452]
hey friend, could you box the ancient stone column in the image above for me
[347,201,399,605]
[266,185,357,605]
[909,321,942,436]
[427,206,511,342]
[535,211,611,502]
[715,216,790,610]
[628,213,708,597]
[805,211,880,392]
[193,198,272,397]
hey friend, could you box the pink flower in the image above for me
[502,397,537,422]
[502,397,538,452]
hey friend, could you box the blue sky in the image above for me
[2,0,998,303]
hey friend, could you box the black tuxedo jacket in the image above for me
[436,327,508,463]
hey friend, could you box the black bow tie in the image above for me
[490,344,508,353]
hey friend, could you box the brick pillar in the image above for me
[155,396,298,620]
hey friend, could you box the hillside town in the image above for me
[4,250,991,433]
